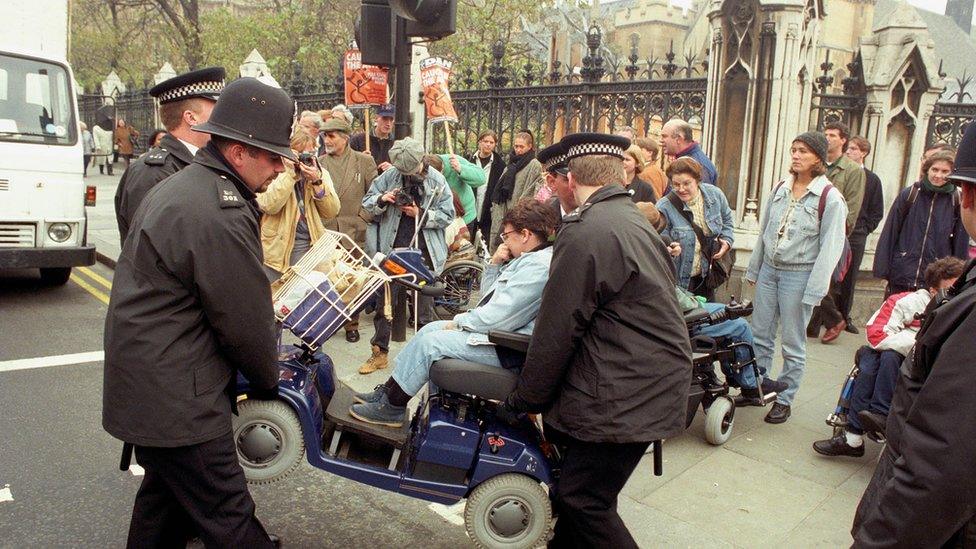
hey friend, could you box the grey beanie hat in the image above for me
[793,131,829,163]
[389,137,425,174]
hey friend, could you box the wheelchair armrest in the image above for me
[488,330,531,353]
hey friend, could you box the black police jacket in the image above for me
[102,144,278,448]
[114,133,195,246]
[852,259,976,547]
[507,185,692,443]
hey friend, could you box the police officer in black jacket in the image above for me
[851,123,976,547]
[103,78,295,548]
[114,67,225,245]
[502,133,692,547]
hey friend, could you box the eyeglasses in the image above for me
[500,229,520,241]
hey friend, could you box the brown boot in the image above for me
[359,345,388,375]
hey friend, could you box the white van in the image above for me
[0,49,95,284]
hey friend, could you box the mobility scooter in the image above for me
[232,230,669,548]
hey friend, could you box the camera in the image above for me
[298,152,316,167]
[395,172,425,207]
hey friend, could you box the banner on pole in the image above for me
[420,57,458,124]
[343,49,389,106]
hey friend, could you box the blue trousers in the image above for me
[847,348,903,433]
[390,320,503,396]
[695,302,763,388]
[751,264,814,406]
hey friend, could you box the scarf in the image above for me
[492,149,535,205]
[922,177,956,194]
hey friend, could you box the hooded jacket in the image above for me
[873,182,969,290]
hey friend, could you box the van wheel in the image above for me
[40,267,71,286]
[464,474,552,548]
[233,399,305,484]
[705,396,735,445]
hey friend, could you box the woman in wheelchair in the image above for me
[350,199,558,427]
[813,257,964,457]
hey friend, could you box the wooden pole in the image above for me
[443,121,454,155]
[364,108,372,154]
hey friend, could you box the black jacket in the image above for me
[470,151,506,237]
[508,185,692,443]
[852,168,884,238]
[114,134,195,246]
[853,260,976,547]
[873,182,969,289]
[102,144,278,448]
[349,131,394,173]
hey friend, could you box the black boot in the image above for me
[812,434,865,457]
[107,164,114,175]
[99,165,104,175]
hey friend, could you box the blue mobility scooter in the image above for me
[231,231,669,548]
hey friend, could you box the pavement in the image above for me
[0,167,879,547]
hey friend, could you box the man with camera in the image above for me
[256,130,339,281]
[318,117,378,342]
[360,137,455,375]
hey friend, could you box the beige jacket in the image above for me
[319,147,377,245]
[488,158,544,251]
[257,169,340,272]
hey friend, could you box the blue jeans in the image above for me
[695,302,763,388]
[390,320,503,396]
[751,264,814,406]
[847,348,903,433]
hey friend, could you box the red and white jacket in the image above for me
[865,289,932,356]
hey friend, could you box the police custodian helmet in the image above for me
[192,77,296,160]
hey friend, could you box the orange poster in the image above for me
[343,49,389,106]
[420,57,458,124]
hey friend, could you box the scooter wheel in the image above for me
[464,473,552,549]
[704,396,735,445]
[233,399,305,484]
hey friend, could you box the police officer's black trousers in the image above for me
[547,429,649,548]
[127,430,275,549]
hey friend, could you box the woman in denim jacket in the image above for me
[657,157,735,301]
[349,199,558,427]
[745,132,848,424]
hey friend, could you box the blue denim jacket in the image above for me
[453,245,553,345]
[362,167,455,274]
[746,175,848,305]
[656,183,735,288]
[677,143,718,186]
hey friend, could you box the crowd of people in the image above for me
[102,67,976,548]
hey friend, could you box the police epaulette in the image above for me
[144,148,169,166]
[218,179,245,208]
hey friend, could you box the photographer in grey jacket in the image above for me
[359,137,455,375]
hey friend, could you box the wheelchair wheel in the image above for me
[435,260,483,320]
[233,399,305,484]
[704,396,735,445]
[464,473,552,549]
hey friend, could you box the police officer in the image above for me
[501,133,692,547]
[103,78,295,548]
[851,123,976,547]
[114,67,225,245]
[536,142,571,230]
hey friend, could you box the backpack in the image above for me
[772,181,853,282]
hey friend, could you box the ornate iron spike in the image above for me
[663,41,677,79]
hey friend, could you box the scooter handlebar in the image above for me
[392,277,445,297]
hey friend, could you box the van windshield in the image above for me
[0,54,77,145]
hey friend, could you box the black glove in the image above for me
[249,384,280,401]
[494,401,522,427]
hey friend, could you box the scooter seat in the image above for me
[429,359,518,401]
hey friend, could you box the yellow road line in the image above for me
[76,266,112,291]
[70,273,110,305]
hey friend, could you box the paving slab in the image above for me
[640,449,834,548]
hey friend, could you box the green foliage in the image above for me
[70,0,558,91]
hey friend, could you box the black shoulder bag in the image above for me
[667,193,734,291]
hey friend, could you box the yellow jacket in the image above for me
[257,169,341,272]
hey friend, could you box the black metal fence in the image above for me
[927,75,976,149]
[810,53,865,133]
[78,88,156,155]
[428,27,708,156]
